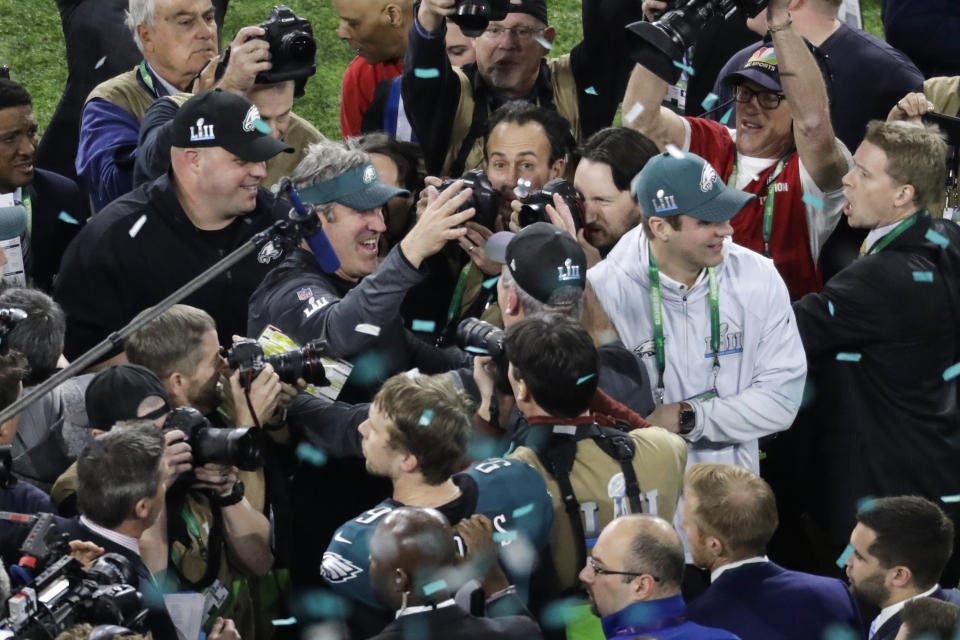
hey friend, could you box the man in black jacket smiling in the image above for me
[791,119,960,580]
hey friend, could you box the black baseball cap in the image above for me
[509,0,548,24]
[170,89,293,162]
[485,222,586,304]
[85,364,171,431]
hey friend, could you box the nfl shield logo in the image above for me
[297,287,313,301]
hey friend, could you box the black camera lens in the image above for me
[438,169,501,231]
[193,426,263,471]
[281,32,317,63]
[518,179,585,230]
[456,317,506,363]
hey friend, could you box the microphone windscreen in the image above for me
[0,206,27,241]
[306,229,342,274]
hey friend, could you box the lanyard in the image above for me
[138,59,160,98]
[445,263,473,325]
[867,211,925,255]
[648,242,720,404]
[727,155,789,257]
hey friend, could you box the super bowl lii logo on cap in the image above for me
[189,118,215,142]
[652,189,678,214]
[557,258,581,282]
[362,165,377,184]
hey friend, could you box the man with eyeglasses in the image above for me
[624,0,852,300]
[579,514,741,639]
[405,0,644,176]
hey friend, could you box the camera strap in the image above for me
[726,154,790,258]
[167,491,226,592]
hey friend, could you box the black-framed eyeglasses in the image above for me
[587,557,660,581]
[481,25,546,41]
[734,84,787,110]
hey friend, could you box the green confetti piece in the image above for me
[944,362,960,382]
[913,271,934,282]
[418,409,434,427]
[701,92,718,110]
[422,579,447,596]
[293,590,351,620]
[296,442,327,467]
[541,598,583,629]
[926,229,950,248]
[857,496,876,514]
[534,36,553,50]
[835,543,855,568]
[414,67,440,79]
[465,346,489,355]
[822,623,860,640]
[672,60,695,76]
[272,618,297,626]
[720,107,734,126]
[493,530,518,542]
[584,86,598,96]
[411,319,436,332]
[58,211,79,225]
[482,275,500,289]
[941,495,960,503]
[253,118,272,134]
[801,193,824,209]
[576,374,596,385]
[828,301,835,316]
[512,503,534,518]
[836,352,862,362]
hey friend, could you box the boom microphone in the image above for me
[287,185,341,274]
[0,206,27,241]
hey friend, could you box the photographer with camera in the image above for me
[57,89,292,367]
[623,0,852,301]
[405,0,644,177]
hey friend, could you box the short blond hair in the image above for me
[864,120,947,211]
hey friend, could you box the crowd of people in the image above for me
[0,0,958,638]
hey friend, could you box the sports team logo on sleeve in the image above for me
[297,287,314,301]
[320,551,363,583]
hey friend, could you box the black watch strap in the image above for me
[214,479,245,507]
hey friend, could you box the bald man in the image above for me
[579,515,740,640]
[367,507,542,640]
[334,0,415,138]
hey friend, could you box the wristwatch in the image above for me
[215,479,245,507]
[678,402,696,436]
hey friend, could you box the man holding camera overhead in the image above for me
[405,0,645,177]
[623,0,852,301]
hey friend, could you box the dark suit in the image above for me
[368,600,542,640]
[26,168,87,292]
[871,587,960,640]
[57,517,177,640]
[686,561,861,640]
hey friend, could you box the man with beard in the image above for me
[843,496,960,640]
[578,514,739,640]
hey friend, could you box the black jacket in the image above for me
[248,246,468,404]
[55,173,286,360]
[792,214,960,543]
[369,600,542,640]
[27,168,88,292]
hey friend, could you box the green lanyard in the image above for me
[648,242,721,405]
[727,155,789,257]
[867,211,926,255]
[445,263,473,325]
[139,59,160,98]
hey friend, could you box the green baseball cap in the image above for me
[297,163,409,211]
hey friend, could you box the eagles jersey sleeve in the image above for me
[321,502,395,610]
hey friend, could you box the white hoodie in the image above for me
[588,226,807,473]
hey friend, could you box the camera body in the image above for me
[253,5,317,84]
[227,338,330,388]
[439,169,502,231]
[450,0,510,37]
[518,179,585,230]
[164,407,263,471]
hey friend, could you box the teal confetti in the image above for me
[835,543,855,568]
[835,352,862,362]
[418,409,434,427]
[913,271,934,282]
[493,530,518,542]
[465,346,489,355]
[944,362,960,382]
[926,229,950,248]
[412,319,436,332]
[422,579,447,596]
[253,118,272,134]
[541,598,582,629]
[801,193,824,209]
[828,301,835,316]
[271,618,297,626]
[292,590,351,620]
[941,495,960,503]
[856,496,876,514]
[701,92,718,111]
[414,67,440,79]
[576,374,596,385]
[512,503,534,518]
[296,442,327,467]
[482,275,500,289]
[720,107,734,126]
[534,36,553,50]
[672,60,695,76]
[58,211,79,225]
[822,624,860,640]
[585,86,598,96]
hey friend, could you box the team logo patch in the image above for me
[633,339,656,359]
[745,46,778,71]
[257,241,282,264]
[320,551,363,583]
[242,105,261,133]
[297,287,313,301]
[189,117,215,142]
[362,165,377,184]
[557,258,581,282]
[700,162,718,193]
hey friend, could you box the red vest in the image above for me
[687,117,822,300]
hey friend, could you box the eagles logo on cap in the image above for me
[700,163,718,193]
[362,165,377,184]
[242,105,261,133]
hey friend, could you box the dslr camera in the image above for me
[439,169,502,231]
[216,5,317,89]
[518,179,585,230]
[450,0,510,37]
[227,339,330,388]
[165,407,263,471]
[457,318,506,371]
[627,0,769,83]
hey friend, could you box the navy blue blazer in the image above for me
[872,587,960,640]
[686,561,862,640]
[26,168,86,292]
